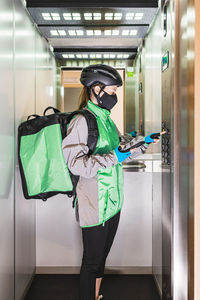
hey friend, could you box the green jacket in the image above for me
[62,100,147,227]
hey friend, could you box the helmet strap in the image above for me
[92,85,105,106]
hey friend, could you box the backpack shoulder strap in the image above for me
[67,109,99,155]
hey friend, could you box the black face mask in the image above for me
[93,88,118,111]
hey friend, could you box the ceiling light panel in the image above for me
[30,8,157,25]
[84,12,101,20]
[51,13,60,20]
[56,51,136,60]
[58,30,66,36]
[63,13,72,20]
[45,26,146,39]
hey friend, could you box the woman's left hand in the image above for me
[154,131,166,143]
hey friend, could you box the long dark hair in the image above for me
[78,87,90,109]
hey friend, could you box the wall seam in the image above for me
[13,0,16,299]
[34,22,37,274]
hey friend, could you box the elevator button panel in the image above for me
[162,122,170,165]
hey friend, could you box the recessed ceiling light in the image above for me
[104,30,112,36]
[51,13,60,20]
[86,30,94,36]
[62,54,68,58]
[82,54,88,58]
[112,30,119,36]
[110,54,115,59]
[114,13,122,17]
[123,54,129,58]
[76,54,82,58]
[114,13,122,20]
[43,16,51,20]
[126,13,134,17]
[76,30,84,35]
[104,54,110,58]
[58,30,66,36]
[135,13,144,17]
[93,13,101,20]
[134,16,143,20]
[72,13,81,20]
[63,13,72,20]
[126,12,134,20]
[68,54,75,58]
[42,13,50,17]
[117,54,123,58]
[90,54,96,58]
[96,54,102,58]
[84,13,92,20]
[105,12,113,20]
[122,30,129,35]
[68,30,76,36]
[50,30,58,36]
[42,13,51,20]
[130,30,137,35]
[94,30,101,36]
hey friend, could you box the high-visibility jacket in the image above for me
[62,100,148,227]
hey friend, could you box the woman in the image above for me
[62,64,159,300]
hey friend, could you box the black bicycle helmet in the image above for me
[80,64,123,87]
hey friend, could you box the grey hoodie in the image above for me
[62,113,148,227]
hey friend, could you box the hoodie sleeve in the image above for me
[122,135,149,163]
[113,124,149,163]
[62,114,118,178]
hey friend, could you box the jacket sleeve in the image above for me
[122,135,149,163]
[114,125,149,163]
[62,114,118,178]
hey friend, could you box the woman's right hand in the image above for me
[144,131,166,144]
[114,146,131,163]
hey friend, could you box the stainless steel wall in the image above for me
[125,68,137,133]
[0,1,15,299]
[161,1,174,299]
[131,6,162,295]
[173,0,195,299]
[0,0,57,299]
[146,9,163,296]
[14,2,36,299]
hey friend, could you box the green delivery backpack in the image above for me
[18,106,99,203]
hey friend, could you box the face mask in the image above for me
[93,88,118,111]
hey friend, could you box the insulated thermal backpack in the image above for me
[18,106,99,203]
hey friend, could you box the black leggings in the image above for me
[79,211,121,300]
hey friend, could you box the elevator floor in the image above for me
[24,274,161,300]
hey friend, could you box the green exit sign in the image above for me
[162,51,169,72]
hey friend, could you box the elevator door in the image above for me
[161,1,174,300]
